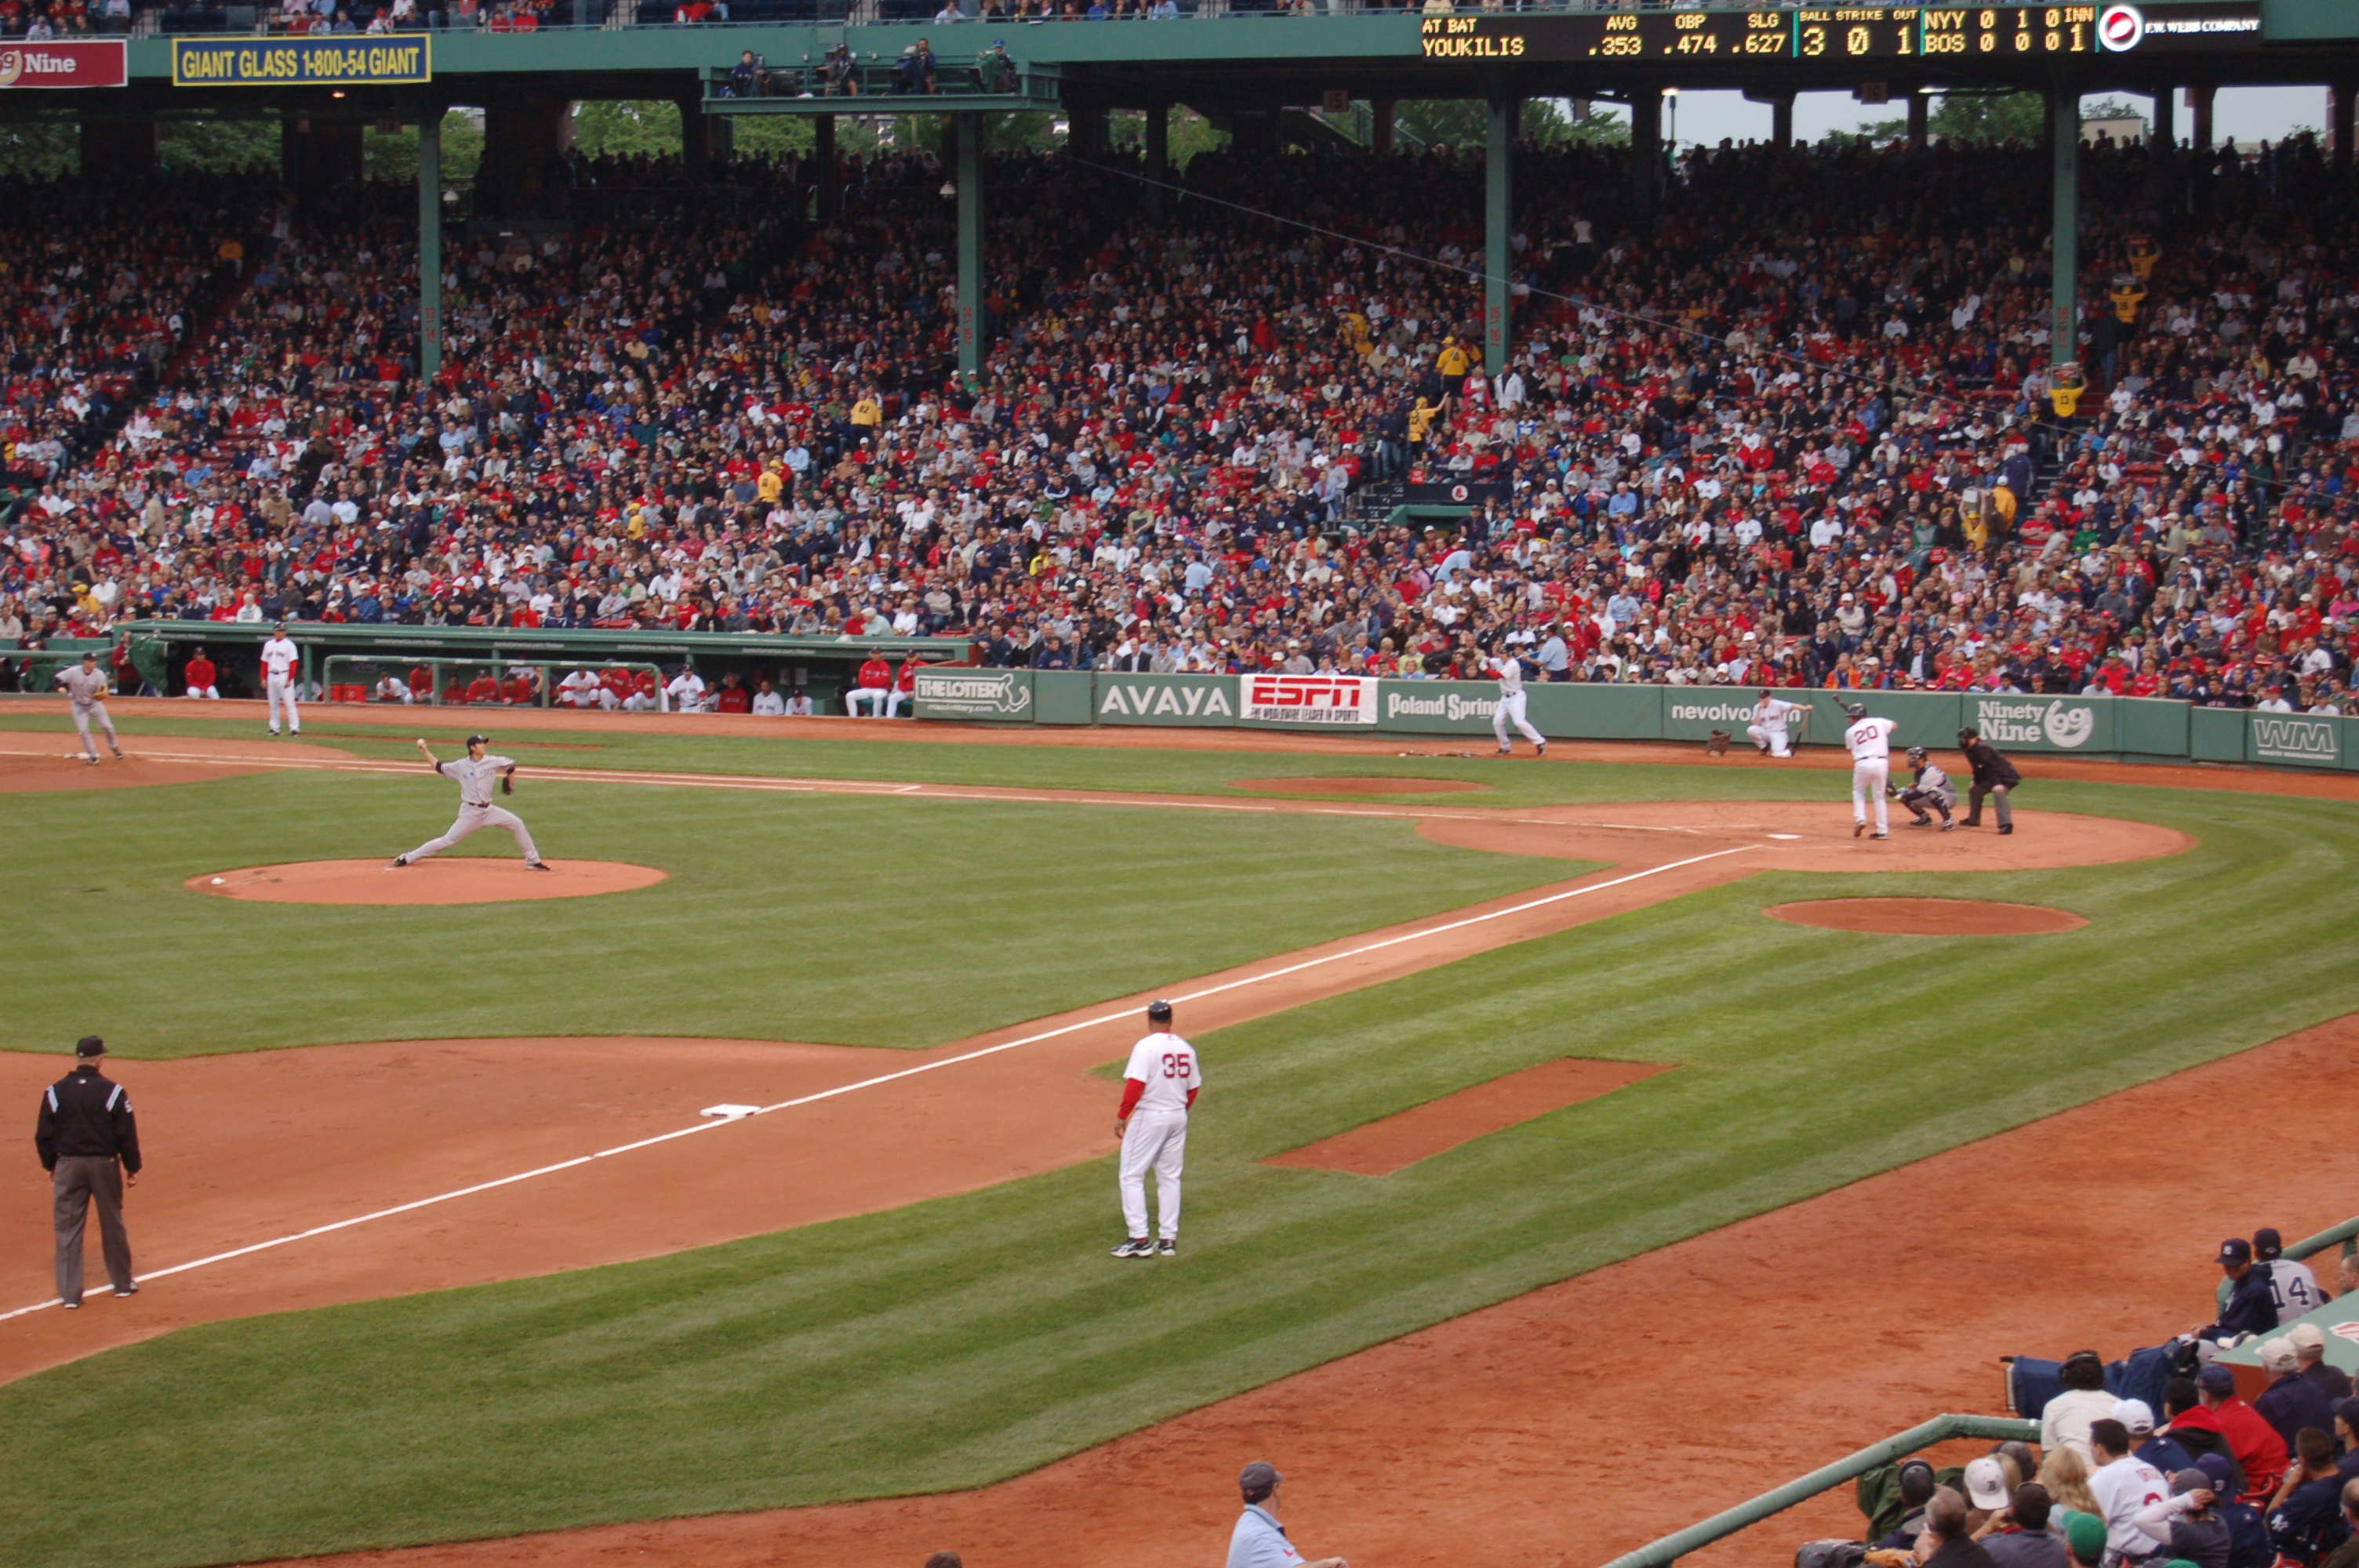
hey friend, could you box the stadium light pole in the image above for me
[418,106,442,384]
[2049,80,2078,376]
[1485,89,1514,375]
[956,112,983,381]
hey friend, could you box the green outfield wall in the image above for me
[911,669,2359,774]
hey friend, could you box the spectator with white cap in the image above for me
[2292,1325,2354,1402]
[1963,1455,2017,1532]
[2259,1337,2340,1457]
[1227,1461,1347,1568]
[2123,1397,2198,1479]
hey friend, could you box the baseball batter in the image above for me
[1843,701,1898,839]
[53,652,122,765]
[1747,690,1808,757]
[1112,999,1197,1258]
[1892,746,1957,829]
[1489,651,1547,757]
[260,622,301,737]
[389,735,550,870]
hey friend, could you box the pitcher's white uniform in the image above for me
[260,632,301,735]
[1490,655,1546,752]
[1118,1029,1199,1243]
[1846,713,1898,835]
[398,753,543,866]
[1748,695,1804,757]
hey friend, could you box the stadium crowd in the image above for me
[1817,1227,2359,1568]
[5,130,2359,716]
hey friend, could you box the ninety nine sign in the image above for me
[172,35,431,87]
[1241,673,1379,727]
[0,40,126,89]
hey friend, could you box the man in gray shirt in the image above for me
[1226,1462,1348,1568]
[53,652,123,764]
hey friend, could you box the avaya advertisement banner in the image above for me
[0,40,128,89]
[1240,673,1379,728]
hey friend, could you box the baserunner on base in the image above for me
[390,735,551,871]
[1111,999,1197,1259]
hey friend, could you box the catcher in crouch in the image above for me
[390,734,551,870]
[1890,745,1958,830]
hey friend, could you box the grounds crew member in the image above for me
[34,1035,140,1308]
[1957,727,2022,835]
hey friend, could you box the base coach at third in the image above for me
[34,1035,141,1308]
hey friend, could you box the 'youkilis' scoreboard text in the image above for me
[1416,4,2260,62]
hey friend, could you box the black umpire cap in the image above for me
[1958,726,1981,742]
[1147,999,1173,1024]
[75,1035,106,1057]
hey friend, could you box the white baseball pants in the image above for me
[844,685,891,717]
[1852,760,1889,834]
[267,674,300,734]
[1747,723,1792,757]
[186,684,220,700]
[402,803,541,865]
[885,690,908,718]
[1492,691,1544,749]
[71,703,118,759]
[1118,1110,1187,1241]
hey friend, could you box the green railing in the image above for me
[1596,1414,2038,1568]
[2286,1214,2359,1265]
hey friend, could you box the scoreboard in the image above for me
[1415,3,2262,63]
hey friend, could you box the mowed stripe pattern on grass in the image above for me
[0,786,2352,1566]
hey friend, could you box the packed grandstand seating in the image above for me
[4,132,2357,714]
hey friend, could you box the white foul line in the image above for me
[0,845,1754,1327]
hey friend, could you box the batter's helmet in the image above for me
[1146,999,1173,1024]
[1906,746,1927,765]
[1842,702,1867,721]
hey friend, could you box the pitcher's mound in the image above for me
[188,858,668,906]
[1766,898,2087,936]
[1234,776,1487,797]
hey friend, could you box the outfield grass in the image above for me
[2,779,2354,1566]
[0,772,1568,1057]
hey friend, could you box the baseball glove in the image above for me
[500,774,514,796]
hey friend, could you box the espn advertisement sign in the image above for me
[1241,673,1378,728]
[0,40,126,89]
[2248,714,2342,769]
[911,667,1031,722]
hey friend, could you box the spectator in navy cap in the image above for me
[2294,1326,2354,1402]
[2201,1238,2280,1345]
[2258,1337,2338,1455]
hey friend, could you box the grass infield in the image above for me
[0,734,2353,1566]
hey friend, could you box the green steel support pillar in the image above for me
[956,112,983,380]
[418,108,442,383]
[1485,92,1514,376]
[1143,102,1169,218]
[2049,82,2078,372]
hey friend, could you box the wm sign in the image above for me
[2252,716,2341,767]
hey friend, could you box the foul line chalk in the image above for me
[0,818,1752,1325]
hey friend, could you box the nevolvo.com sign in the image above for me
[1972,697,2097,750]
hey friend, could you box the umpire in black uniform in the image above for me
[33,1036,140,1308]
[1957,727,2023,836]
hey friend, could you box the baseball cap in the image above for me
[1238,1461,1281,1497]
[2254,1227,2284,1259]
[2197,1363,2236,1395]
[465,733,489,748]
[1146,999,1172,1023]
[2288,1323,2327,1353]
[74,1035,105,1058]
[2219,1238,2253,1265]
[2172,1468,2211,1497]
[2261,1338,2298,1374]
[2196,1453,2235,1493]
[2063,1510,2107,1563]
[2111,1398,2155,1434]
[1962,1454,2009,1509]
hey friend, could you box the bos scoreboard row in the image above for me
[1416,3,2261,62]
